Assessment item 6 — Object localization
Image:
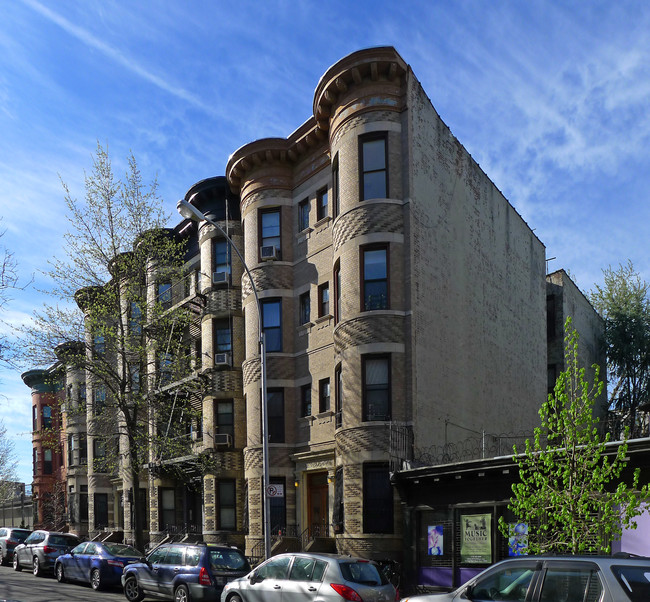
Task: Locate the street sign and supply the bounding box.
[266,484,284,497]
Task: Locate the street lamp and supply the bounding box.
[177,198,271,560]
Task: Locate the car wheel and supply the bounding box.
[91,567,102,591]
[56,563,66,583]
[33,556,42,577]
[229,595,243,602]
[13,554,21,571]
[123,575,145,602]
[174,584,189,602]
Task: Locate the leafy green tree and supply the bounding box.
[590,261,650,438]
[19,144,199,552]
[499,318,649,554]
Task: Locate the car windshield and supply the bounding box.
[103,543,141,557]
[209,549,249,571]
[12,530,31,541]
[50,535,80,547]
[340,561,386,586]
[611,565,650,602]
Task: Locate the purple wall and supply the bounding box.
[612,504,650,555]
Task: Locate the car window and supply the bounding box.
[25,532,43,544]
[0,529,6,537]
[470,565,536,602]
[210,549,249,571]
[71,543,87,554]
[50,535,80,547]
[164,546,184,565]
[85,543,97,554]
[13,530,31,541]
[611,565,650,602]
[104,543,141,557]
[539,567,603,602]
[185,547,202,567]
[340,561,385,586]
[289,557,325,581]
[257,556,291,580]
[313,560,327,581]
[149,547,168,564]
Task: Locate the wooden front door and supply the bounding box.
[307,472,329,537]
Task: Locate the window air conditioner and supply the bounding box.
[212,271,230,285]
[214,352,231,367]
[260,245,279,260]
[214,433,232,447]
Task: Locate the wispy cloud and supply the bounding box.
[20,0,216,116]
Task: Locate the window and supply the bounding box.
[301,384,312,417]
[218,480,236,530]
[214,319,232,354]
[93,438,106,468]
[160,488,175,530]
[299,291,311,325]
[216,400,234,439]
[158,282,172,310]
[93,386,106,414]
[80,487,88,521]
[269,477,286,533]
[42,406,52,429]
[335,364,342,428]
[318,282,330,317]
[94,493,109,528]
[298,198,310,231]
[363,463,393,533]
[471,563,537,602]
[317,187,328,221]
[334,262,341,324]
[539,567,603,602]
[68,435,75,466]
[333,466,344,532]
[262,299,282,352]
[332,154,340,218]
[214,239,232,274]
[32,406,37,430]
[360,132,388,200]
[130,363,140,394]
[79,384,86,405]
[260,208,281,256]
[79,434,87,465]
[268,389,285,443]
[93,332,106,356]
[43,448,53,475]
[362,245,388,310]
[257,554,290,580]
[363,355,391,421]
[158,352,173,384]
[319,378,330,413]
[33,448,38,475]
[129,301,142,334]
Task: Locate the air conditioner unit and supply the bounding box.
[260,245,279,260]
[212,271,230,285]
[214,433,232,447]
[214,352,231,366]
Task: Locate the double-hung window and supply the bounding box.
[332,154,340,218]
[319,378,331,413]
[301,384,312,417]
[262,299,282,352]
[298,198,310,232]
[362,354,391,421]
[317,187,328,221]
[214,240,232,277]
[260,208,281,258]
[216,400,234,439]
[334,262,341,324]
[318,282,330,317]
[362,245,389,310]
[129,301,142,335]
[218,480,236,530]
[360,132,388,200]
[214,319,232,355]
[158,282,172,310]
[299,292,311,325]
[363,463,393,533]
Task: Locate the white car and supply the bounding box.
[222,552,398,602]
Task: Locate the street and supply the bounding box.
[0,565,124,602]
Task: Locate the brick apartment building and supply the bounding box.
[22,47,604,566]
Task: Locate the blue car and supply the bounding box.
[55,541,143,591]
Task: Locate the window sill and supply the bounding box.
[297,322,313,337]
[314,314,333,326]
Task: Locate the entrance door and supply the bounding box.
[307,472,329,537]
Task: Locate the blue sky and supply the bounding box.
[1,0,650,485]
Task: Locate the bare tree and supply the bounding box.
[0,419,19,503]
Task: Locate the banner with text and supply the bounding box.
[460,513,492,564]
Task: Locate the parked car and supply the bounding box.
[221,552,399,602]
[122,542,250,602]
[400,554,650,602]
[0,527,31,565]
[12,530,81,576]
[55,541,142,590]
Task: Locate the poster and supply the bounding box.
[427,525,444,555]
[507,522,528,556]
[460,513,491,563]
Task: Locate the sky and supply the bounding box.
[1,0,650,485]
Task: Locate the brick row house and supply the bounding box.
[23,47,604,567]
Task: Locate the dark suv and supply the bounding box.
[0,527,31,565]
[12,530,81,576]
[122,542,250,602]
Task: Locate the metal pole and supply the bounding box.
[177,199,271,559]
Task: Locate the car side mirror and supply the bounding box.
[464,585,474,600]
[70,551,75,556]
[249,571,261,584]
